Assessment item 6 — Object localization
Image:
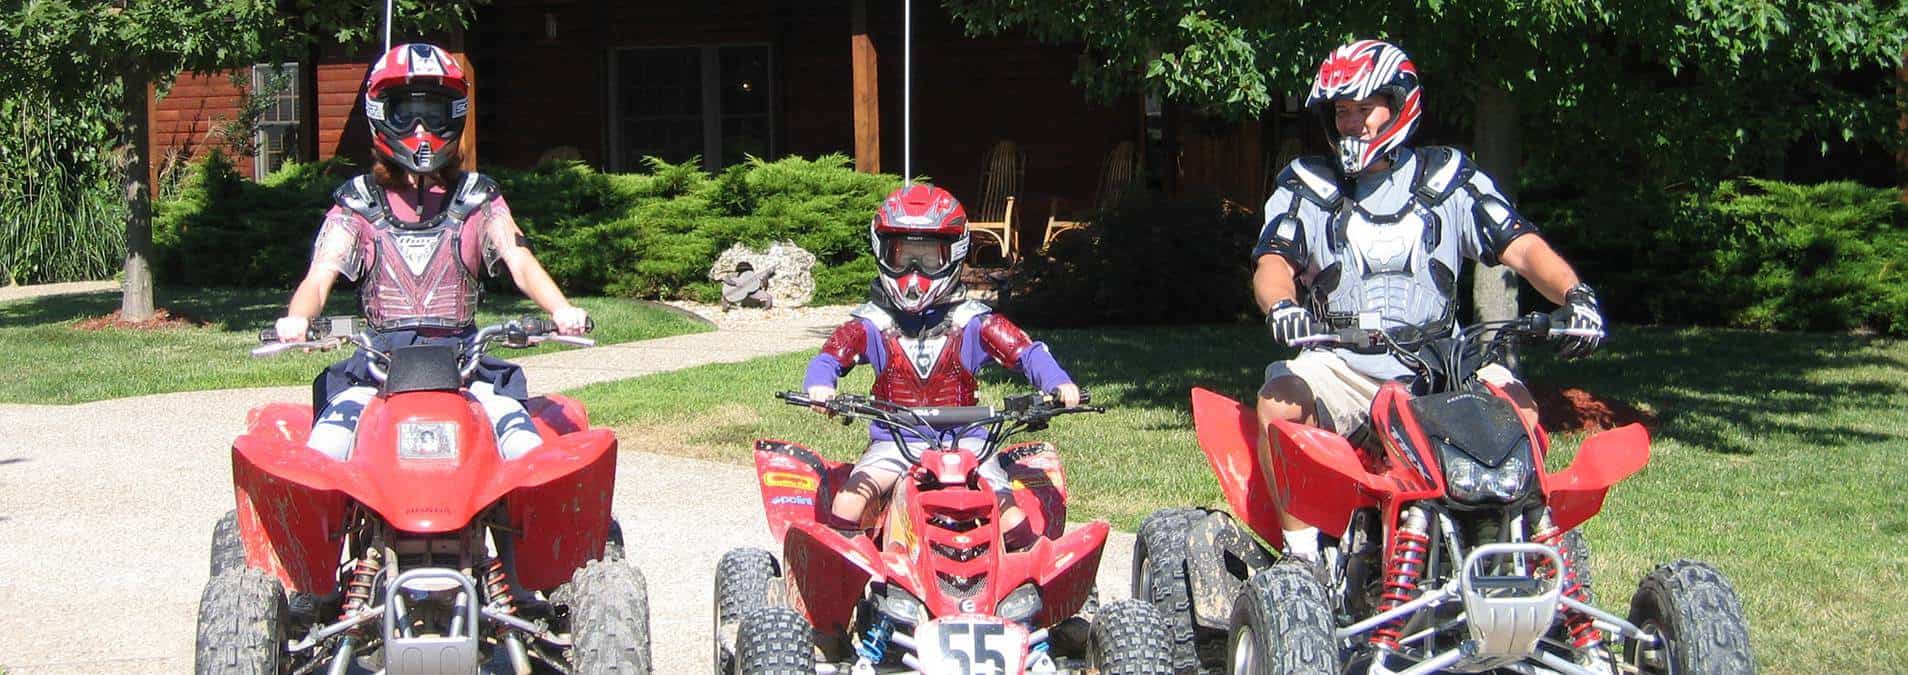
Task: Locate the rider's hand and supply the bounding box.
[275,315,310,344]
[553,305,589,336]
[1266,300,1320,347]
[806,385,836,415]
[1555,284,1605,358]
[1052,383,1082,408]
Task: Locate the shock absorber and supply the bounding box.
[1531,511,1600,649]
[340,550,383,618]
[856,615,894,664]
[1371,506,1431,650]
[483,557,517,616]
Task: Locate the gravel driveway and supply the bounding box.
[0,303,1138,673]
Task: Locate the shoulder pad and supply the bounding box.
[849,303,895,332]
[332,175,381,221]
[1413,146,1475,204]
[946,300,993,328]
[446,172,501,221]
[1276,157,1342,209]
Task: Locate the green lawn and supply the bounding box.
[0,287,710,404]
[571,323,1908,673]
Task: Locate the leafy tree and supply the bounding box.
[945,0,1908,320]
[0,0,478,320]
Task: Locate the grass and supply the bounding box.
[0,287,710,404]
[571,323,1908,673]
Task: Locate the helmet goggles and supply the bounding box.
[383,90,460,135]
[877,234,955,277]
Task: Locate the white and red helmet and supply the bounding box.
[364,43,469,173]
[870,184,970,313]
[1304,39,1423,176]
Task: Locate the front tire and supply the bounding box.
[714,548,783,674]
[566,558,654,674]
[194,568,288,675]
[209,509,245,577]
[1624,560,1755,674]
[1090,599,1175,675]
[735,606,815,675]
[1134,507,1207,673]
[1226,562,1336,675]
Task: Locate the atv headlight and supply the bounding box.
[1437,438,1532,504]
[995,583,1042,625]
[878,585,927,625]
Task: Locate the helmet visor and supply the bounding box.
[878,234,953,276]
[385,92,458,133]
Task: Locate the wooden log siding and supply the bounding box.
[149,72,252,185]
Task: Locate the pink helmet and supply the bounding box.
[870,185,969,313]
[364,43,469,173]
[1304,40,1424,176]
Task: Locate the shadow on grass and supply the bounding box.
[0,287,355,331]
[985,322,1908,457]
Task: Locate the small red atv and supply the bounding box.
[712,391,1174,674]
[1136,313,1755,674]
[195,317,651,674]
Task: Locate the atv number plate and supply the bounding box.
[914,616,1028,675]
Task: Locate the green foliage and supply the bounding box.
[0,86,126,284]
[1005,189,1257,326]
[153,153,904,304]
[1535,178,1908,335]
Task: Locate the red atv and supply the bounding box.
[195,317,651,674]
[1136,313,1755,674]
[711,391,1174,674]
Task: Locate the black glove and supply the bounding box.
[1266,300,1321,347]
[1555,284,1605,358]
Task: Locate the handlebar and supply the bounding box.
[251,315,595,382]
[775,389,1103,465]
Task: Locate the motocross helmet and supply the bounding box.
[1304,39,1423,176]
[870,184,969,314]
[364,43,469,174]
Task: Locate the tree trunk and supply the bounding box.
[1898,49,1906,205]
[120,60,155,321]
[1470,81,1520,326]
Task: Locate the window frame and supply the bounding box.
[606,44,777,173]
[251,61,302,178]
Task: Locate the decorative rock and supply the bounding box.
[708,241,818,308]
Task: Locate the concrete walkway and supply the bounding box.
[0,279,118,303]
[0,303,1139,674]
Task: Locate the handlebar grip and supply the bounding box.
[775,391,813,406]
[519,317,557,336]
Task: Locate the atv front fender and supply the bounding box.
[231,403,346,594]
[503,431,618,591]
[1190,388,1285,546]
[1001,441,1070,539]
[1030,520,1106,626]
[754,439,852,542]
[1547,424,1650,531]
[783,521,882,635]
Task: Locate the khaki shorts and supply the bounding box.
[1260,350,1519,437]
[854,436,1011,495]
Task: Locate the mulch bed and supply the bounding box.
[73,308,209,331]
[1530,384,1656,434]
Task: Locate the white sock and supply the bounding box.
[1283,526,1320,562]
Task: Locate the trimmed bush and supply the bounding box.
[1005,189,1258,326]
[154,154,903,304]
[1535,178,1908,335]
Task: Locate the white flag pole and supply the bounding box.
[903,0,912,181]
[383,0,394,53]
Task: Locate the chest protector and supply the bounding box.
[333,173,502,332]
[1288,148,1473,339]
[857,302,992,407]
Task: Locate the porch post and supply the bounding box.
[852,0,881,173]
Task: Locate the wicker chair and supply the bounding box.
[1043,141,1138,251]
[968,140,1025,263]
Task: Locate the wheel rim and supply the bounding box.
[1626,621,1674,675]
[1231,625,1259,675]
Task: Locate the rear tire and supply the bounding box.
[194,568,288,675]
[735,606,815,675]
[605,516,627,561]
[566,558,653,674]
[1089,599,1175,675]
[209,509,245,577]
[1624,560,1755,675]
[1226,562,1336,675]
[1134,507,1208,674]
[714,548,783,674]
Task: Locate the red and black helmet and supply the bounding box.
[364,43,469,174]
[870,184,969,313]
[1304,39,1423,176]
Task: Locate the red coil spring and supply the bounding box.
[1534,526,1599,648]
[483,558,516,616]
[1370,527,1431,649]
[340,557,381,619]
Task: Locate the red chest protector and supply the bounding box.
[821,301,1037,408]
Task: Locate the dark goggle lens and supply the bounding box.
[387,94,455,131]
[882,237,950,272]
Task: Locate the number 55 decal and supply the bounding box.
[936,621,1007,674]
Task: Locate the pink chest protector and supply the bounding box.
[332,173,504,331]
